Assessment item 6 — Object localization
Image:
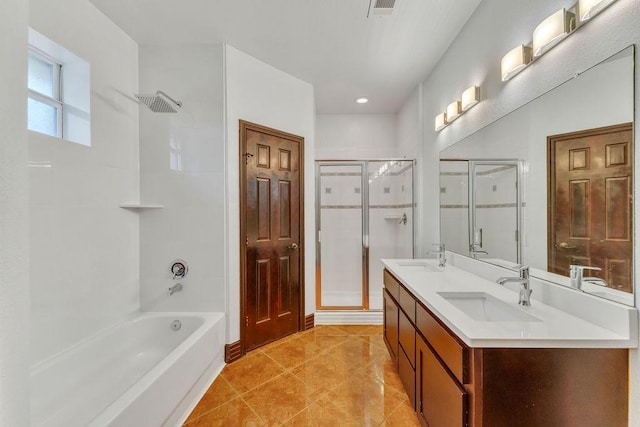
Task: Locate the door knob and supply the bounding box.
[287,243,299,250]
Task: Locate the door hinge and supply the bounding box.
[245,316,249,327]
[245,236,248,246]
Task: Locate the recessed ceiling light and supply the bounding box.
[356,97,369,104]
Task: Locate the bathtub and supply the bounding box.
[30,312,225,427]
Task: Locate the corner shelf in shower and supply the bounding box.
[119,203,165,209]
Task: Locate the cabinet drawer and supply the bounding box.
[398,285,416,323]
[399,309,415,367]
[417,336,467,427]
[416,303,467,384]
[398,345,416,409]
[383,269,400,301]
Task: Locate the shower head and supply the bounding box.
[135,90,182,113]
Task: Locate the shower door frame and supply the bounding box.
[315,159,415,311]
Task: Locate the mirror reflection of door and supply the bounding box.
[472,163,519,264]
[548,123,633,292]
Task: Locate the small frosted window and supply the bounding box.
[27,28,91,145]
[28,97,59,137]
[28,52,56,98]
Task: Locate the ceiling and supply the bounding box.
[89,0,481,114]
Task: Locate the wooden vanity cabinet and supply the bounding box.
[416,335,468,427]
[382,268,629,427]
[383,288,399,365]
[384,270,417,407]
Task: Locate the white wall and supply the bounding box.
[225,45,315,342]
[138,44,225,314]
[397,87,424,256]
[0,0,30,423]
[29,0,140,364]
[315,114,398,159]
[416,0,640,422]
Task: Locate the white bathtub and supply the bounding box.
[30,312,225,427]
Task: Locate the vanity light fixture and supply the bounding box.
[532,9,575,58]
[500,0,618,83]
[434,112,447,131]
[501,45,533,81]
[435,85,481,131]
[578,0,617,21]
[461,86,480,111]
[446,101,462,122]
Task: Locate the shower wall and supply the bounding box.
[29,0,140,365]
[138,44,226,314]
[368,161,414,309]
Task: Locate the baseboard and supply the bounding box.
[304,313,315,330]
[314,310,383,325]
[224,341,242,363]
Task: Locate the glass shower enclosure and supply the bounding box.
[315,160,414,310]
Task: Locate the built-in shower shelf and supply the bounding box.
[119,203,165,209]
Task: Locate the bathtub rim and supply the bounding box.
[30,311,222,374]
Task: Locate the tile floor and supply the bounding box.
[183,325,421,426]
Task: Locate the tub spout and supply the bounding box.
[168,283,183,296]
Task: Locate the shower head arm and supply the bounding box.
[156,90,183,108]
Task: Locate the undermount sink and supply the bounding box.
[437,292,541,322]
[396,260,442,272]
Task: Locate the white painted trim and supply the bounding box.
[314,310,383,325]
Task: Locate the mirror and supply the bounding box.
[440,45,634,306]
[441,160,522,266]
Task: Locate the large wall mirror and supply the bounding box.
[440,45,635,306]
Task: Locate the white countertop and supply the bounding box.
[382,258,638,348]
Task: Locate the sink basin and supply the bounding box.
[396,260,442,272]
[437,292,541,322]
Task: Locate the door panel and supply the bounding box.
[549,123,633,292]
[242,121,303,351]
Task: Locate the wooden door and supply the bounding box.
[548,123,633,292]
[240,120,304,351]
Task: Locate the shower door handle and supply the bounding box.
[287,243,299,250]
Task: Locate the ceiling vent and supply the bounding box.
[368,0,399,17]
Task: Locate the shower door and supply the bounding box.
[316,160,414,310]
[470,161,522,264]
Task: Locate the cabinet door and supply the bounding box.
[416,336,468,427]
[383,289,399,364]
[398,345,416,409]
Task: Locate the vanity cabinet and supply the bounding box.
[383,268,629,427]
[383,288,399,364]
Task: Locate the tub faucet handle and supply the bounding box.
[171,260,188,279]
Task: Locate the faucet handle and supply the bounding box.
[431,243,445,252]
[518,265,529,279]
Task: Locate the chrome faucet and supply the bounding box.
[496,265,532,306]
[569,265,608,290]
[429,243,446,267]
[168,283,183,296]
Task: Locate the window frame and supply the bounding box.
[27,47,63,138]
